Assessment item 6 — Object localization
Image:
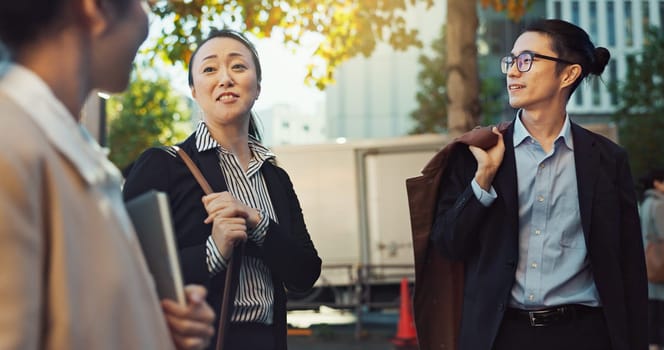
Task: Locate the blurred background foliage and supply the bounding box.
[612,26,664,182]
[145,0,531,89]
[146,0,433,89]
[409,24,504,134]
[107,69,193,171]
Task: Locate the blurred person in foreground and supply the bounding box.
[640,169,664,350]
[0,0,215,349]
[123,29,321,350]
[427,19,646,350]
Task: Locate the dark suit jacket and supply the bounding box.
[123,133,322,350]
[426,121,646,350]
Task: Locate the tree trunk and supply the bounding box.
[446,0,480,136]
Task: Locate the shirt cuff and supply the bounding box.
[206,235,228,275]
[248,209,269,246]
[471,179,497,207]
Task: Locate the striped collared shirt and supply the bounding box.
[197,121,277,324]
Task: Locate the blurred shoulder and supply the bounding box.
[0,93,52,162]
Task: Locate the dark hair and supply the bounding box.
[523,19,610,96]
[188,28,263,140]
[0,0,132,54]
[187,29,262,86]
[640,168,664,191]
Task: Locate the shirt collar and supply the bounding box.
[0,64,112,185]
[513,109,574,150]
[194,121,275,161]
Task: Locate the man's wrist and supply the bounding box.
[474,169,495,191]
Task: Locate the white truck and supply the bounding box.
[272,134,450,310]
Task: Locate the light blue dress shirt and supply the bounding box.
[472,112,600,309]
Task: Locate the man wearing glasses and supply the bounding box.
[428,19,646,350]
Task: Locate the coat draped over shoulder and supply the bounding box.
[405,122,511,350]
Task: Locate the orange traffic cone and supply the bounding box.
[391,277,418,348]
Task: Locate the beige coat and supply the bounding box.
[0,67,174,350]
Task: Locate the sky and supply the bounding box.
[251,33,326,116]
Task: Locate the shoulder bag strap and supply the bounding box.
[170,145,239,350]
[171,146,213,195]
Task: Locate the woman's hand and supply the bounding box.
[209,216,247,259]
[469,127,505,191]
[202,191,261,229]
[161,285,215,350]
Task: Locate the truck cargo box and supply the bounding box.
[273,134,450,308]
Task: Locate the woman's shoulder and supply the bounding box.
[129,133,197,173]
[132,146,179,169]
[122,146,180,199]
[651,191,664,212]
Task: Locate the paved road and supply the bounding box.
[288,324,418,350]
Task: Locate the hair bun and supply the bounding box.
[591,47,611,75]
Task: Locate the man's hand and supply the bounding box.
[161,285,215,350]
[469,127,505,191]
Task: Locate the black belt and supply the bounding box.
[504,304,602,327]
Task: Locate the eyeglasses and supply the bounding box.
[500,51,576,74]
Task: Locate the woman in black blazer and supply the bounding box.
[123,29,321,350]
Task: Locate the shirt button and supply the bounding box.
[537,195,544,202]
[535,229,541,235]
[531,262,537,269]
[539,163,545,169]
[529,294,535,301]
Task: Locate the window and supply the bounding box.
[625,1,634,46]
[592,78,601,106]
[643,1,651,27]
[589,1,598,41]
[608,1,616,46]
[643,1,651,44]
[572,1,580,24]
[554,1,562,18]
[575,84,584,106]
[609,60,618,105]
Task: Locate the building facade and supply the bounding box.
[257,103,326,146]
[550,0,664,118]
[324,0,447,140]
[324,0,663,139]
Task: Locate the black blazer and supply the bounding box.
[431,121,647,350]
[123,133,322,350]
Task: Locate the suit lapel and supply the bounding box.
[262,163,290,227]
[571,123,598,240]
[494,124,519,229]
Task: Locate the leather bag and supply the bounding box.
[646,239,664,283]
